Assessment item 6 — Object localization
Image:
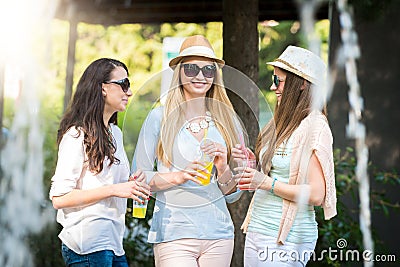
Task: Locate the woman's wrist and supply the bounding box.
[216,164,228,176]
[216,165,233,186]
[269,177,277,194]
[172,171,184,185]
[107,184,116,197]
[261,175,273,191]
[262,176,277,194]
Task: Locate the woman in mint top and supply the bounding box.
[233,46,337,266]
[132,35,243,267]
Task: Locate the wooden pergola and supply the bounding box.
[55,0,329,25]
[54,0,329,112]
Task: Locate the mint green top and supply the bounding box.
[247,136,318,243]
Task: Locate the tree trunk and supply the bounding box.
[0,64,4,177]
[223,0,259,266]
[64,19,78,112]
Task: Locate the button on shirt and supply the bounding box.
[132,107,235,243]
[49,124,129,256]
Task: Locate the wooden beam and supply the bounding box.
[55,0,329,25]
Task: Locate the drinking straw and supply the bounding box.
[239,132,249,162]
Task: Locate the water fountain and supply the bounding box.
[0,1,57,266]
[298,0,373,266]
[336,1,374,266]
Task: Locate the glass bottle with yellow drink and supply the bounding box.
[132,197,148,218]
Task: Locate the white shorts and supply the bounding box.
[244,231,316,267]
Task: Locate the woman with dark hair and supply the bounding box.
[49,58,150,267]
[233,46,337,266]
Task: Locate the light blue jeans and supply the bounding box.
[61,243,128,267]
[244,232,316,267]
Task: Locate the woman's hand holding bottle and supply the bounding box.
[111,169,150,203]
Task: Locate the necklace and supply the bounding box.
[185,111,213,133]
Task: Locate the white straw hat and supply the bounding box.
[169,35,225,68]
[267,45,326,85]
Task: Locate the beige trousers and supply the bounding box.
[153,238,234,267]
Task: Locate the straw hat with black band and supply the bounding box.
[169,35,225,69]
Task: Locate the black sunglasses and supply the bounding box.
[104,78,130,93]
[272,74,284,87]
[182,64,217,78]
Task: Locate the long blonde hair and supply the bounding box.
[255,70,327,173]
[157,61,241,167]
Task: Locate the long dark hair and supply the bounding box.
[57,58,129,174]
[256,70,326,173]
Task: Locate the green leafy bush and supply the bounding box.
[309,147,399,266]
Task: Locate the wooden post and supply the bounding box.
[64,19,78,112]
[223,0,259,266]
[0,64,4,146]
[0,64,4,176]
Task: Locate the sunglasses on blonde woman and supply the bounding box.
[104,77,130,93]
[182,64,217,78]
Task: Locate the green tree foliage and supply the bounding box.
[41,20,224,173]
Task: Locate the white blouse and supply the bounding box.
[49,124,130,256]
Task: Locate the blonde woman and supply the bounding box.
[132,35,243,267]
[233,46,337,266]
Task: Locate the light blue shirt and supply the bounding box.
[132,107,238,243]
[247,136,318,243]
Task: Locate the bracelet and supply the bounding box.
[270,177,277,194]
[217,171,234,187]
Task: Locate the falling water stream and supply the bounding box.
[337,1,374,266]
[298,0,374,266]
[0,1,57,266]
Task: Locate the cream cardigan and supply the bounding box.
[241,111,337,244]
